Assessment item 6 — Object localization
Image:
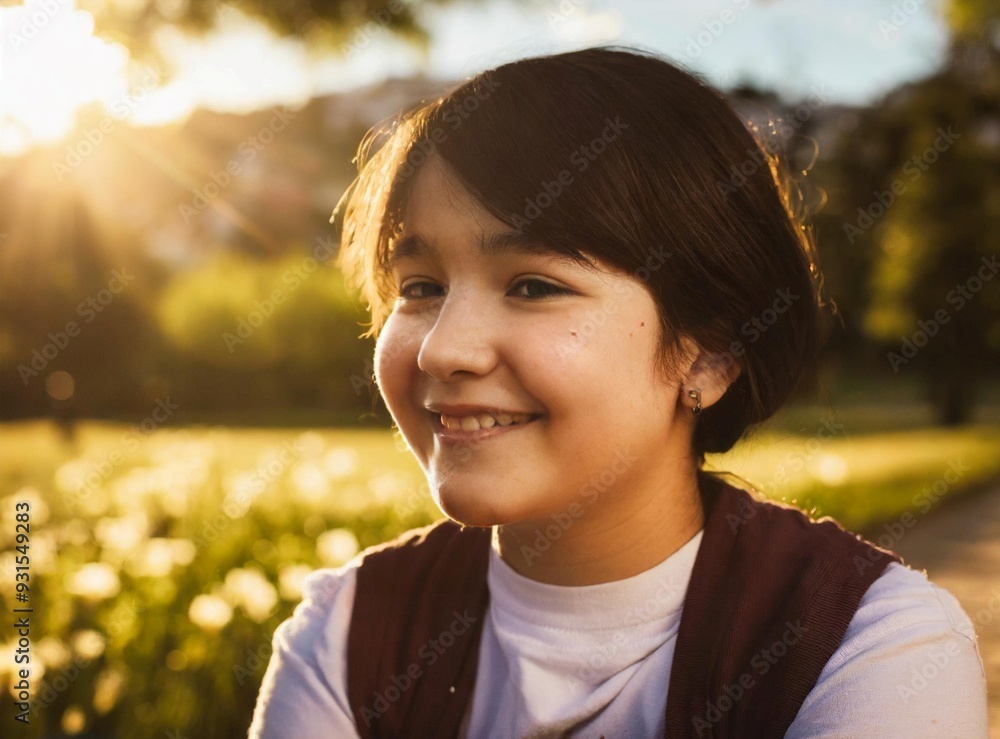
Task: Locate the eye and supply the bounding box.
[510,278,573,300]
[397,280,443,300]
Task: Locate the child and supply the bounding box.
[249,46,988,738]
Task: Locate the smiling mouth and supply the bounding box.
[439,411,537,431]
[430,411,543,439]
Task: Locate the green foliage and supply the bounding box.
[709,424,1000,531]
[157,251,366,369]
[821,41,1000,422]
[153,251,380,419]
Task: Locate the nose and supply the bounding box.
[417,289,499,382]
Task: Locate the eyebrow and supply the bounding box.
[388,230,597,271]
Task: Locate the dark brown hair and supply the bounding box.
[333,45,822,460]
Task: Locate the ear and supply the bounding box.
[677,336,741,413]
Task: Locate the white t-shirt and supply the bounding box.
[247,528,989,738]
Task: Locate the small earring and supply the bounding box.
[687,388,702,415]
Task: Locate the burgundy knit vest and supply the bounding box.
[346,474,902,738]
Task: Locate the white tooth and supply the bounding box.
[441,414,461,430]
[478,414,496,428]
[496,413,513,426]
[460,416,481,431]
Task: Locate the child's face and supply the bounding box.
[375,154,693,528]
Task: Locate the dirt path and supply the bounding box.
[871,482,1000,737]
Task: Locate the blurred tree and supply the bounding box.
[77,0,488,60]
[155,252,380,422]
[836,43,1000,424]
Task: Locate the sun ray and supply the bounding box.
[112,126,283,253]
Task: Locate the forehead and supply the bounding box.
[389,155,598,272]
[400,154,496,234]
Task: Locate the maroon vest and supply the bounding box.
[346,473,901,737]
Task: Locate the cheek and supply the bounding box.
[374,316,421,407]
[542,301,671,419]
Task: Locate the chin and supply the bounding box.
[433,484,524,528]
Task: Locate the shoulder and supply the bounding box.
[248,561,361,738]
[840,561,980,658]
[263,516,467,666]
[279,562,359,654]
[249,517,461,739]
[785,562,989,738]
[270,518,466,643]
[271,518,473,638]
[249,521,488,737]
[251,519,476,715]
[710,479,900,586]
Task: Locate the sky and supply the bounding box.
[0,0,951,156]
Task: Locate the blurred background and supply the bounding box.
[1,0,999,736]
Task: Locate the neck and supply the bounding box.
[493,466,706,586]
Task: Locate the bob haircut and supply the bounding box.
[333,45,823,460]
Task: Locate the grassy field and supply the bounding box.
[1,418,999,737]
